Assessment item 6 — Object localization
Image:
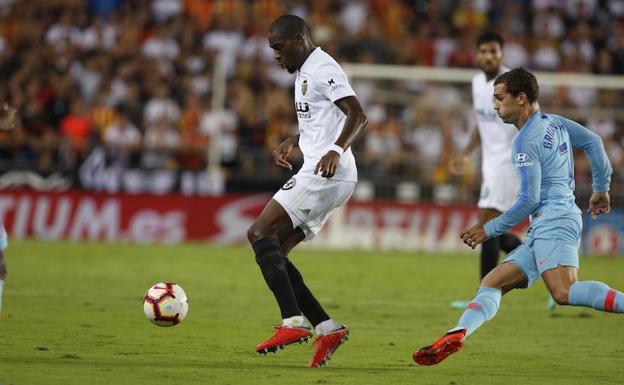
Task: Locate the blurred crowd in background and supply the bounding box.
[0,0,623,199]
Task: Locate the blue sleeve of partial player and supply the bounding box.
[560,116,613,192]
[484,139,541,238]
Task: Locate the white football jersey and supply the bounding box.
[294,47,357,182]
[472,67,518,181]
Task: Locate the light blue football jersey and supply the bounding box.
[485,112,612,238]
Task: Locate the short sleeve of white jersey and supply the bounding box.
[312,63,355,103]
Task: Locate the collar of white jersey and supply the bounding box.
[299,47,323,74]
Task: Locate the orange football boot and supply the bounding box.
[413,328,466,365]
[256,325,313,354]
[308,326,349,368]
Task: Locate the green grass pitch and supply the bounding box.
[0,240,623,385]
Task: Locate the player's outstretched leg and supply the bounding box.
[567,281,624,313]
[543,267,624,313]
[415,287,501,365]
[416,262,526,365]
[412,328,466,366]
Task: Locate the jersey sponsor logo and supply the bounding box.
[299,208,311,216]
[515,152,534,168]
[295,102,309,113]
[330,83,346,93]
[281,177,296,190]
[327,77,346,93]
[302,80,308,95]
[295,102,311,119]
[559,142,568,155]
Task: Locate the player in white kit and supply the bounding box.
[248,15,367,368]
[449,33,522,309]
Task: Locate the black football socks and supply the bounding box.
[252,237,301,319]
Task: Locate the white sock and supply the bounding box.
[0,279,4,314]
[282,315,310,328]
[315,319,342,335]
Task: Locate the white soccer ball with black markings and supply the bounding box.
[143,282,189,327]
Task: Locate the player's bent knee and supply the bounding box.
[247,225,258,244]
[550,288,570,305]
[247,223,269,244]
[480,274,509,292]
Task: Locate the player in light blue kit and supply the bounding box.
[414,67,623,366]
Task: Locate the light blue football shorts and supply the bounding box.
[502,213,582,288]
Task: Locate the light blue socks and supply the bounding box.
[450,281,622,340]
[455,287,502,337]
[568,281,624,313]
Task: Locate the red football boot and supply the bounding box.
[256,325,313,354]
[308,326,349,368]
[413,328,466,366]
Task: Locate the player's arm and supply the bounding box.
[315,96,367,178]
[333,96,367,152]
[449,126,480,175]
[562,116,612,191]
[272,134,300,170]
[461,141,541,248]
[312,61,367,178]
[561,116,613,218]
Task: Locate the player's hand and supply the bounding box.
[0,103,17,131]
[588,191,610,219]
[449,155,466,176]
[460,224,488,249]
[314,150,340,178]
[272,137,295,170]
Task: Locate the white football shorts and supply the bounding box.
[477,171,519,212]
[273,173,356,241]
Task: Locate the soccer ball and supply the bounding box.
[143,282,189,327]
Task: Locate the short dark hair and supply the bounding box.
[476,32,504,49]
[269,14,309,38]
[494,67,539,103]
